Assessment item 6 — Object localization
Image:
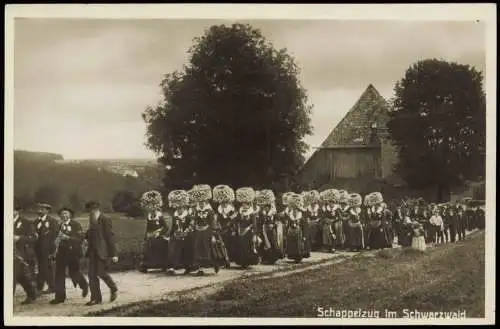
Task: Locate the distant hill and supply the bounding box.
[57,158,157,166]
[13,150,165,213]
[14,149,64,162]
[55,158,160,178]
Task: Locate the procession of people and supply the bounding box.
[13,184,485,306]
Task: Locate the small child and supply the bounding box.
[411,221,427,251]
[429,209,444,244]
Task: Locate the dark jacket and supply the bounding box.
[57,219,85,258]
[456,211,467,230]
[14,216,36,260]
[33,215,60,256]
[444,212,459,229]
[85,214,117,260]
[476,208,485,229]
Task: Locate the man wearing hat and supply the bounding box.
[14,205,38,304]
[84,201,118,305]
[33,202,60,294]
[51,207,89,304]
[456,205,466,241]
[463,198,475,231]
[444,205,459,243]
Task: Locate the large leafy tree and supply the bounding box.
[387,59,486,201]
[143,23,313,190]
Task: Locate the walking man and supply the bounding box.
[14,205,38,304]
[84,201,119,305]
[33,203,60,294]
[51,207,89,304]
[456,206,466,241]
[447,206,458,243]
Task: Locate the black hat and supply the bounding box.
[36,203,52,210]
[14,204,22,211]
[85,201,101,211]
[58,206,75,217]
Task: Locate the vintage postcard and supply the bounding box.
[4,3,496,326]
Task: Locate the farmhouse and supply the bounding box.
[296,84,400,189]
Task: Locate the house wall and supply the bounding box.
[379,133,400,180]
[297,147,381,188]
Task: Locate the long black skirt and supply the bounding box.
[398,225,413,247]
[286,226,306,262]
[332,220,345,249]
[308,220,322,251]
[259,226,282,265]
[221,230,236,262]
[368,225,392,250]
[233,233,260,267]
[166,236,191,270]
[141,237,169,269]
[191,229,223,270]
[345,221,365,250]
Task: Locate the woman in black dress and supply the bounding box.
[138,190,169,273]
[366,192,392,250]
[165,190,193,275]
[232,187,261,268]
[285,193,309,263]
[318,189,339,253]
[212,184,235,268]
[189,184,225,276]
[345,193,365,251]
[336,190,350,251]
[278,192,294,255]
[303,190,322,251]
[256,189,283,265]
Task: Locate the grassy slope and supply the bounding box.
[94,231,485,318]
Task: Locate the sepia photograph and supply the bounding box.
[4,4,496,325]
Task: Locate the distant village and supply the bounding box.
[14,150,158,178]
[53,158,159,178]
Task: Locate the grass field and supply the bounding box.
[22,212,148,272]
[94,231,485,318]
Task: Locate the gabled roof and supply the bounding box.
[320,84,390,147]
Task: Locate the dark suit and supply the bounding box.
[457,211,466,240]
[14,216,36,268]
[465,209,475,230]
[14,217,37,298]
[446,212,459,243]
[476,208,485,230]
[85,214,117,302]
[33,215,60,291]
[54,219,89,301]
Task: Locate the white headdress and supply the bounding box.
[140,190,163,211]
[213,185,235,203]
[236,187,256,204]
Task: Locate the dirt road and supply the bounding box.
[13,250,358,317]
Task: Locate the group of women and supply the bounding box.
[137,185,407,276]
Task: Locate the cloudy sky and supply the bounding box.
[13,18,485,160]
